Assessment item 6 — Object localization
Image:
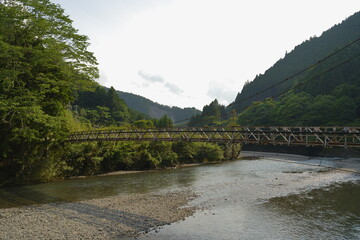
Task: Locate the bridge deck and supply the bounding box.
[66,127,360,148]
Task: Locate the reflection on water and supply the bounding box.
[262,181,360,240]
[0,168,197,208]
[267,181,360,216]
[1,153,360,240]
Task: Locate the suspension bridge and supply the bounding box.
[66,126,360,148]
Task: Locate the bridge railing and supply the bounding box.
[66,126,360,148]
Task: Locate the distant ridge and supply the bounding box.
[227,11,360,127]
[116,90,200,122]
[232,11,360,111]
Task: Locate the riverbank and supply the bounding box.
[240,151,360,173]
[0,191,196,239]
[242,144,360,158]
[68,161,222,180]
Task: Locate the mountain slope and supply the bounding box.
[116,90,200,122]
[232,11,360,111]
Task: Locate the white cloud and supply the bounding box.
[137,70,183,96]
[138,70,165,83]
[165,82,183,95]
[54,0,360,109]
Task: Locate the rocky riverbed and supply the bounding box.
[0,191,196,239]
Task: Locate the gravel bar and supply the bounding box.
[0,191,196,239]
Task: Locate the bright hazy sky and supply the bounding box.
[53,0,359,110]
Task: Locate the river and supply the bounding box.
[1,151,359,239]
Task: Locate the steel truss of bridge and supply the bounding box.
[66,126,360,148]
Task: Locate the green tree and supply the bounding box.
[274,93,312,126]
[106,86,130,123]
[238,98,276,126]
[133,119,154,128]
[101,142,136,172]
[303,95,356,126]
[75,86,133,127]
[194,143,224,162]
[154,115,173,128]
[172,142,198,163]
[148,142,178,167]
[94,86,108,107]
[188,99,226,126]
[0,0,98,184]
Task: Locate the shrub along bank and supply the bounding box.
[60,141,231,178]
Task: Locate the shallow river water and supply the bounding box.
[1,152,359,239]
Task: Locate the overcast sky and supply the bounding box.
[53,0,359,110]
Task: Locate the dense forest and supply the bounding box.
[236,42,360,126]
[232,11,360,112]
[74,86,147,127]
[227,11,360,127]
[234,14,360,126]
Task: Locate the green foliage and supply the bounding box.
[238,92,358,126]
[133,119,154,128]
[64,109,90,132]
[75,86,131,127]
[0,0,98,184]
[188,99,227,127]
[274,93,312,126]
[107,87,130,122]
[172,142,224,163]
[128,108,150,121]
[78,106,112,127]
[135,151,159,170]
[238,98,276,126]
[195,143,224,162]
[62,143,103,176]
[233,11,360,119]
[172,142,198,163]
[303,95,356,126]
[148,142,178,167]
[58,141,228,177]
[101,142,136,172]
[153,115,173,128]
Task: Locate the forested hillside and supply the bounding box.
[232,11,360,114]
[230,11,360,127]
[74,86,148,128]
[188,11,360,127]
[117,90,200,122]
